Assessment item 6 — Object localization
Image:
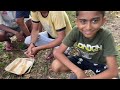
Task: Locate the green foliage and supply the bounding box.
[66,11,76,27]
[3,53,11,59]
[18,43,27,50]
[0,43,4,54]
[0,62,6,68]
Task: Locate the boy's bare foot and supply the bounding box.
[45,50,54,60]
[4,42,14,51]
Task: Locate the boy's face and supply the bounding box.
[76,11,106,39]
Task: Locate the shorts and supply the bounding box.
[11,27,21,32]
[68,56,107,74]
[16,11,30,18]
[24,31,54,46]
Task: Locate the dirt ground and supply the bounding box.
[0,11,120,79]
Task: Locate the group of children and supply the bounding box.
[0,11,118,79]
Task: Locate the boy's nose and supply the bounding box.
[86,23,92,30]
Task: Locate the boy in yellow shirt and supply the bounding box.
[25,11,72,60]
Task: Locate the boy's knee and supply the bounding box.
[53,48,58,57]
[51,60,62,73]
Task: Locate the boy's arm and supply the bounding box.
[85,56,118,79]
[35,28,66,50]
[16,17,30,36]
[25,21,42,57]
[54,43,87,79]
[0,24,18,34]
[30,22,42,44]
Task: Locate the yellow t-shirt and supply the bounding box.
[31,11,72,38]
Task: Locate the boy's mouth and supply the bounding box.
[83,30,94,35]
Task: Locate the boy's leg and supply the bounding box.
[0,30,13,51]
[75,58,108,77]
[51,56,88,79]
[24,31,54,46]
[51,59,70,73]
[86,60,107,75]
[45,48,54,60]
[68,56,89,79]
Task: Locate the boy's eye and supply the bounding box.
[92,19,99,24]
[91,18,100,24]
[79,19,87,24]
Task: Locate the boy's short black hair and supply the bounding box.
[76,11,105,17]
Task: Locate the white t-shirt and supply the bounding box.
[0,11,18,28]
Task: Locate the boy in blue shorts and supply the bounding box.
[16,11,32,37]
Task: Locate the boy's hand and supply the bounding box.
[24,43,36,58]
[15,32,24,42]
[31,47,39,57]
